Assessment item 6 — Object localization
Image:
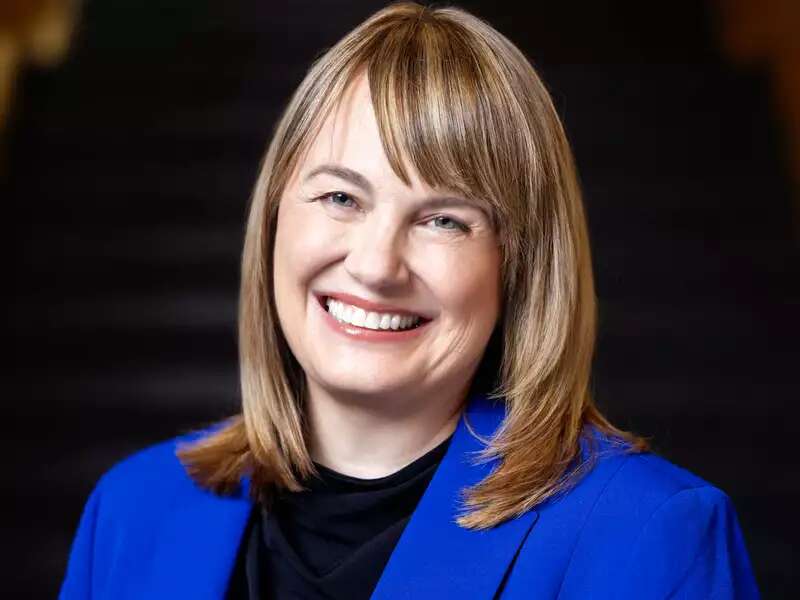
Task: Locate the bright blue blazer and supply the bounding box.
[59,394,760,599]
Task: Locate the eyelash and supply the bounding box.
[315,191,472,233]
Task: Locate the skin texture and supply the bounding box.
[272,72,502,478]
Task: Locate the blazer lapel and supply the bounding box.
[370,394,539,600]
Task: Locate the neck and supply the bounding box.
[306,382,469,479]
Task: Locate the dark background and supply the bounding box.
[4,1,799,597]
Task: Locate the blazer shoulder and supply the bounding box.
[569,428,736,538]
[577,435,742,546]
[59,426,252,599]
[549,435,760,597]
[604,448,717,502]
[94,426,222,515]
[583,425,715,501]
[101,435,187,489]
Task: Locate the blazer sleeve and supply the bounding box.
[621,485,761,599]
[59,480,104,600]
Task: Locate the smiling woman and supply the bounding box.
[269,70,505,476]
[59,2,760,599]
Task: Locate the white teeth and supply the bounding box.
[351,307,366,327]
[364,311,380,329]
[324,297,421,331]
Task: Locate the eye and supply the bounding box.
[426,215,470,233]
[321,191,358,209]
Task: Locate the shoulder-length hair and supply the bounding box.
[178,1,648,529]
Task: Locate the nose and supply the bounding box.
[343,216,411,290]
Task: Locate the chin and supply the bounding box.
[316,371,419,400]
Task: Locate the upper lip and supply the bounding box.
[316,291,434,320]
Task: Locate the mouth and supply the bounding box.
[315,294,432,332]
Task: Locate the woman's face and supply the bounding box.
[273,73,502,406]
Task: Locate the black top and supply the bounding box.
[226,433,454,600]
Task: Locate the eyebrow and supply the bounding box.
[305,164,374,194]
[303,163,492,216]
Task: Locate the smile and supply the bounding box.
[325,297,422,331]
[314,292,433,342]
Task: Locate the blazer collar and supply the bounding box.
[369,393,539,599]
[153,393,534,599]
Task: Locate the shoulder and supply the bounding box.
[95,430,208,507]
[83,425,240,540]
[573,429,732,534]
[589,447,743,550]
[602,446,718,504]
[59,426,253,597]
[543,430,760,597]
[577,424,719,505]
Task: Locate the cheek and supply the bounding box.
[419,244,502,327]
[273,204,337,297]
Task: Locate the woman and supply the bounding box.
[59,2,760,599]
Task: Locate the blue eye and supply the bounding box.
[433,216,457,229]
[429,215,469,233]
[325,192,357,208]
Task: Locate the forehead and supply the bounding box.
[296,72,434,195]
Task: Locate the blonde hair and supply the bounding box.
[178,1,648,529]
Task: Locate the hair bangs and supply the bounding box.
[361,17,524,239]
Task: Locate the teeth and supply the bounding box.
[325,297,421,331]
[351,307,366,327]
[365,312,380,329]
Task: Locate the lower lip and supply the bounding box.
[315,295,432,342]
